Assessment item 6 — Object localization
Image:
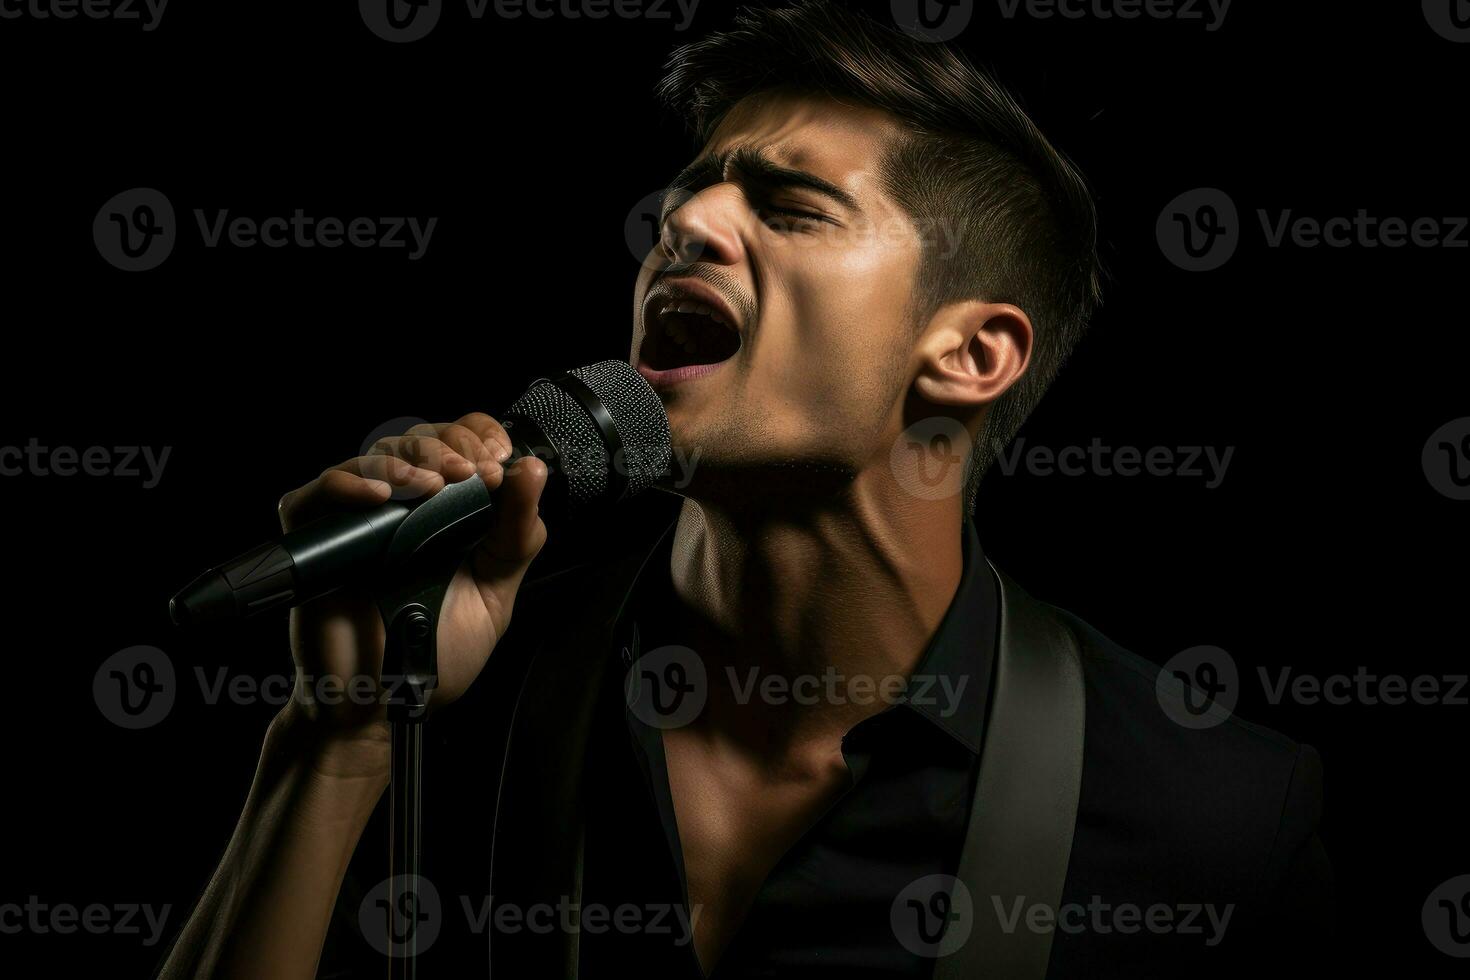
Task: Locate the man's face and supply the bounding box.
[631,91,926,497]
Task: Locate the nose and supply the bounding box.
[657,184,746,270]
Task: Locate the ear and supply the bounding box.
[912,300,1032,410]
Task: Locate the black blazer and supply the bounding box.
[477,528,1332,979]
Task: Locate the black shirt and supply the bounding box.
[577,520,999,978]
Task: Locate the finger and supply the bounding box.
[425,422,499,468]
[334,454,449,494]
[454,412,513,463]
[365,434,476,482]
[279,467,393,531]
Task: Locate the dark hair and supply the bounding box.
[657,0,1103,512]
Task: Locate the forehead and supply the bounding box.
[702,90,904,200]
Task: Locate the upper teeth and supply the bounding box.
[660,300,728,326]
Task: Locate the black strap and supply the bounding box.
[934,564,1086,980]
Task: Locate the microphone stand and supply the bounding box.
[371,475,498,979]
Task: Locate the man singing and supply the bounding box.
[158,2,1330,977]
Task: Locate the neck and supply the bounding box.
[668,471,967,753]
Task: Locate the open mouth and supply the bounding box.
[637,283,742,386]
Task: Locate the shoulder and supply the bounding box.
[1001,571,1324,901]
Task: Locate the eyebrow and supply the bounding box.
[664,145,861,216]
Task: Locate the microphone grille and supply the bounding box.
[507,360,671,506]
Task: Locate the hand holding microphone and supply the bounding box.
[276,411,549,743]
[170,360,672,746]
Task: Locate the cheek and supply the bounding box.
[749,276,910,457]
[780,238,916,380]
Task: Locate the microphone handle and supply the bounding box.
[169,415,559,626]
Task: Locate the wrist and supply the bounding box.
[267,699,392,788]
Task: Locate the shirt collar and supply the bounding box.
[888,518,997,754]
[613,515,999,755]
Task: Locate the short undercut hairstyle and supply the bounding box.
[657,0,1103,514]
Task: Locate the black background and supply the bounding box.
[1,0,1466,973]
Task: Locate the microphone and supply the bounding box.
[169,360,671,627]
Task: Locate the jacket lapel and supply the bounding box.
[933,563,1087,980]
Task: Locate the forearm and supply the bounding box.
[157,704,390,980]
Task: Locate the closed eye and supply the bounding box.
[759,205,834,230]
